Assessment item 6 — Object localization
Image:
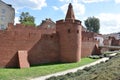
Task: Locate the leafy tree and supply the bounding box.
[84,16,100,33]
[19,12,36,26]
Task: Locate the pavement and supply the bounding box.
[31,57,109,80]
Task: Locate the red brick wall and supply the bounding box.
[56,20,81,62]
[0,23,101,68]
[111,39,120,46]
[28,33,60,65]
[0,29,40,67]
[81,32,100,58]
[0,24,60,67]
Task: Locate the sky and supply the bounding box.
[3,0,120,34]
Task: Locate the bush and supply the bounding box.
[47,75,68,80]
[74,70,85,76]
[46,76,58,80]
[83,67,92,71]
[65,72,75,78]
[57,75,68,80]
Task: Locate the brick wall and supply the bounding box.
[0,23,102,68]
[28,33,60,65]
[81,38,100,58]
[0,24,60,67]
[81,31,101,58]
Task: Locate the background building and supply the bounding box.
[0,0,15,30]
[103,32,120,40]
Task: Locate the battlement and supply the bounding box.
[82,37,98,42]
[56,19,81,25]
[7,23,38,31]
[41,33,59,40]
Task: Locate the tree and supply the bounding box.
[84,16,100,33]
[19,12,36,26]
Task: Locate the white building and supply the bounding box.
[94,35,104,46]
[0,0,15,30]
[103,32,120,40]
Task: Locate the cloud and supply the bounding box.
[59,0,64,2]
[4,0,47,10]
[59,0,81,3]
[81,0,108,3]
[115,0,120,3]
[14,17,20,24]
[96,13,120,34]
[53,6,59,10]
[60,3,85,18]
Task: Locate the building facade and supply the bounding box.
[0,0,15,30]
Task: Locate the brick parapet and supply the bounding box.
[56,19,81,25]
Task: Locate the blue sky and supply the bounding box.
[3,0,120,34]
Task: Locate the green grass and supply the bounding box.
[0,58,97,80]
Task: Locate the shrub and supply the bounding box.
[46,76,58,80]
[56,75,68,80]
[83,67,92,71]
[65,72,76,78]
[74,70,85,76]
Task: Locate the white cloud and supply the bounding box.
[59,0,82,3]
[82,0,108,3]
[4,0,47,10]
[115,0,120,3]
[53,6,59,10]
[60,3,85,18]
[59,0,73,2]
[59,0,64,2]
[96,13,120,34]
[14,17,20,24]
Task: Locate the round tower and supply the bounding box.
[56,3,82,62]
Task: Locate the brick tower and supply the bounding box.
[56,3,82,62]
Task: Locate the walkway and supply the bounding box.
[31,57,109,80]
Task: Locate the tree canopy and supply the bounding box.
[19,12,36,26]
[84,16,100,33]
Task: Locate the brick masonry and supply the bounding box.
[0,3,101,68]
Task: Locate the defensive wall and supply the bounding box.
[0,23,100,68]
[81,31,100,57]
[0,3,101,68]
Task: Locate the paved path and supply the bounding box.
[31,57,109,80]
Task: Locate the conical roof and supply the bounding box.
[65,3,75,20]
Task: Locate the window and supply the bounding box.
[2,9,5,14]
[1,15,5,21]
[77,30,79,33]
[68,29,71,33]
[0,25,6,30]
[51,35,53,38]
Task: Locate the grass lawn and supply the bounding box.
[0,58,97,80]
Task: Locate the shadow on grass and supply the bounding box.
[30,61,75,67]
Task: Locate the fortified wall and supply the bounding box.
[0,23,60,67]
[0,3,100,68]
[81,31,100,57]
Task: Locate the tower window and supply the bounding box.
[77,30,79,33]
[68,29,71,33]
[51,35,53,38]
